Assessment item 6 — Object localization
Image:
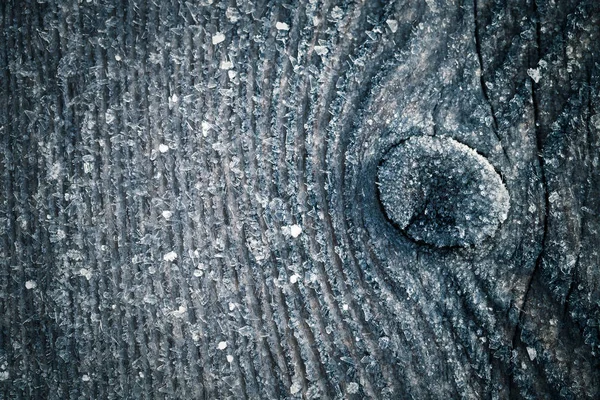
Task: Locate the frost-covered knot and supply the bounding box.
[377,136,510,248]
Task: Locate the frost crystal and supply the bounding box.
[220,60,233,70]
[386,19,398,33]
[290,381,302,395]
[79,268,92,281]
[201,121,211,137]
[163,251,178,262]
[347,382,359,394]
[193,269,204,277]
[314,46,328,56]
[217,341,228,350]
[173,306,187,317]
[527,68,541,83]
[276,22,290,31]
[159,144,169,153]
[290,224,302,238]
[212,32,225,45]
[25,280,37,290]
[105,109,116,125]
[226,7,240,22]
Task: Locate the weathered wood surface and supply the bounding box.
[1,0,599,398]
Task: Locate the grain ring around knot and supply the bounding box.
[377,135,510,248]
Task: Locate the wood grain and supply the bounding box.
[1,0,599,398]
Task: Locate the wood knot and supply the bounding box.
[377,136,510,248]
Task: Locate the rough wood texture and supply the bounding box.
[1,0,599,398]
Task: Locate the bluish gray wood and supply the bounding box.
[0,0,599,398]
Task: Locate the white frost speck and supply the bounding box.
[527,67,541,83]
[202,121,211,137]
[79,268,92,281]
[82,374,90,382]
[173,305,187,317]
[526,347,537,361]
[330,6,343,20]
[290,224,302,238]
[163,251,178,262]
[143,294,157,305]
[105,109,116,125]
[83,160,93,174]
[162,210,173,220]
[228,70,237,79]
[193,269,204,277]
[159,144,169,153]
[55,229,66,241]
[226,7,240,22]
[386,19,398,33]
[191,331,200,342]
[217,341,228,350]
[342,304,349,311]
[347,382,359,394]
[0,371,8,381]
[115,54,122,61]
[314,45,328,56]
[226,355,234,363]
[289,274,300,284]
[220,60,234,70]
[212,32,225,45]
[276,22,290,31]
[290,381,302,395]
[25,280,37,290]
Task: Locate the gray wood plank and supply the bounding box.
[0,0,598,398]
